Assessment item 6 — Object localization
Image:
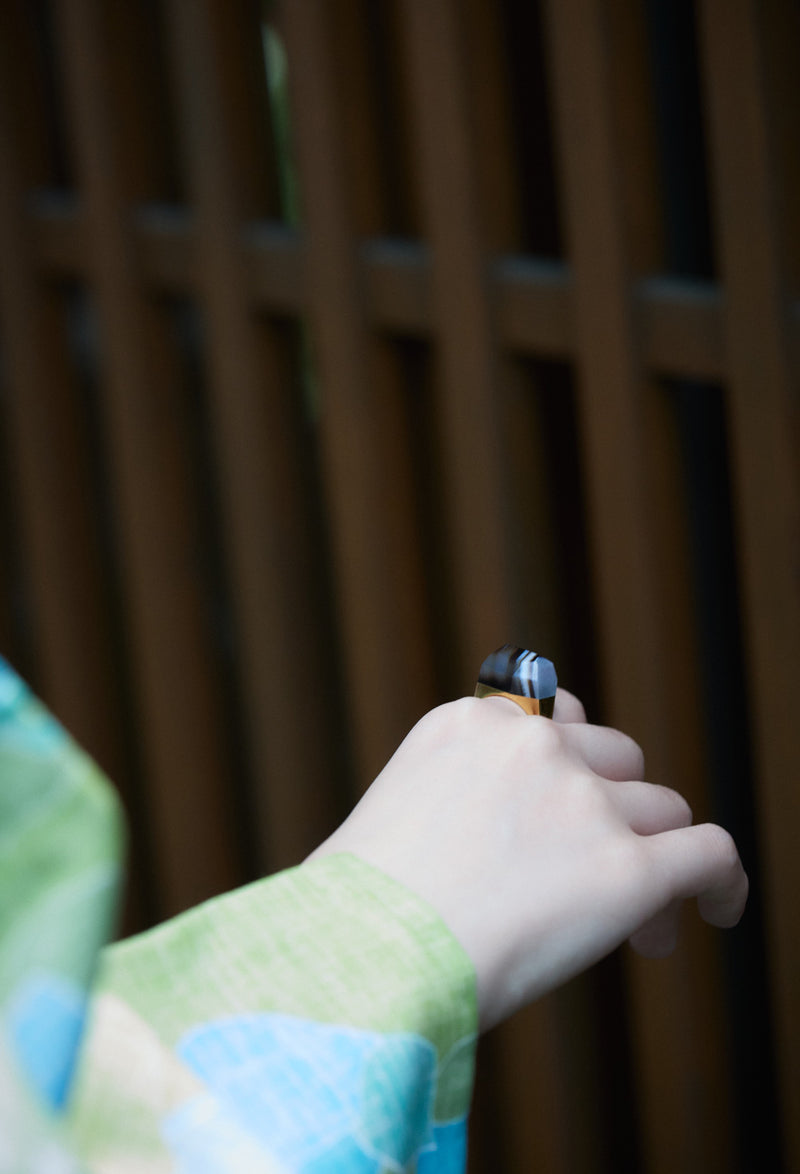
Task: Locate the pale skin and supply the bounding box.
[309,689,749,1030]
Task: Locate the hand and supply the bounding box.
[307,691,748,1029]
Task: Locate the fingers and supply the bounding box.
[628,900,682,958]
[645,823,749,928]
[607,780,692,835]
[478,694,646,786]
[553,688,587,724]
[479,688,641,776]
[562,722,645,782]
[629,825,747,961]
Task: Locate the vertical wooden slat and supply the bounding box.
[542,1,736,1171]
[162,0,343,871]
[278,0,437,788]
[698,1,800,1165]
[397,0,515,685]
[52,0,241,916]
[459,0,566,657]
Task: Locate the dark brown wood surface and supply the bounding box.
[698,0,800,1160]
[0,1,795,1170]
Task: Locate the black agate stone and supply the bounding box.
[475,645,557,717]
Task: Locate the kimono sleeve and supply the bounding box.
[0,656,478,1173]
[70,854,478,1174]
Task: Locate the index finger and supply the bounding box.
[646,823,749,927]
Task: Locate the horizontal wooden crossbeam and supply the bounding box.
[29,189,800,384]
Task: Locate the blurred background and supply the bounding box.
[0,1,797,1171]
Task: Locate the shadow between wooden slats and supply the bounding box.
[52,0,243,918]
[277,0,437,791]
[698,1,800,1167]
[460,0,524,258]
[759,0,800,299]
[542,0,737,1170]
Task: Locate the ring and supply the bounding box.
[475,645,557,718]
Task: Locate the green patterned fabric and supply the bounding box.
[0,658,478,1173]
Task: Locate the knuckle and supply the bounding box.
[621,733,646,779]
[526,714,566,757]
[413,698,472,740]
[601,829,649,891]
[567,770,616,818]
[657,785,692,826]
[673,792,693,827]
[556,689,587,723]
[572,696,588,723]
[447,696,481,724]
[702,823,740,869]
